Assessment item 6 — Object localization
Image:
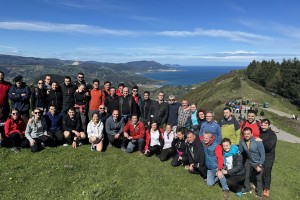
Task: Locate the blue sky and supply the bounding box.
[1,0,300,66]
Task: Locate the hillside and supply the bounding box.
[182,70,300,136]
[0,54,176,87]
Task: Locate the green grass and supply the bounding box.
[0,142,299,200]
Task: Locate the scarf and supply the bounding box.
[223,144,239,166]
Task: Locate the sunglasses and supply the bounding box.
[34,112,41,114]
[78,76,84,78]
[38,82,43,84]
[12,113,18,115]
[99,108,105,109]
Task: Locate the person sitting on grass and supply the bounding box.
[25,108,50,153]
[87,112,104,152]
[44,105,64,146]
[0,106,8,147]
[221,138,245,197]
[239,127,265,199]
[171,129,187,167]
[122,114,145,154]
[62,107,86,148]
[185,130,207,179]
[105,109,124,148]
[200,131,229,200]
[144,121,163,157]
[160,124,175,162]
[4,108,28,153]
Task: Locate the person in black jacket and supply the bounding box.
[148,92,169,128]
[221,138,245,197]
[47,81,63,112]
[140,91,152,130]
[171,129,187,167]
[74,84,88,131]
[186,130,207,179]
[117,87,137,124]
[260,119,277,198]
[31,80,47,114]
[104,87,118,115]
[63,107,86,148]
[60,76,76,114]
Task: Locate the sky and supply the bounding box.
[1,0,300,66]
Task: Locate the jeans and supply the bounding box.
[207,168,229,190]
[124,138,145,153]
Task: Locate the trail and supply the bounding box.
[263,108,297,119]
[233,108,300,144]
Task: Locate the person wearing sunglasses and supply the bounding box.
[25,108,50,152]
[31,80,47,115]
[4,108,27,153]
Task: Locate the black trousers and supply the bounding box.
[145,145,161,157]
[7,132,29,148]
[226,174,245,193]
[30,135,49,152]
[171,152,188,167]
[107,134,122,147]
[263,156,275,190]
[160,147,175,161]
[48,130,64,146]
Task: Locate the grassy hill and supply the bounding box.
[182,70,300,136]
[0,141,299,200]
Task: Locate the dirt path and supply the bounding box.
[263,108,296,119]
[234,109,300,144]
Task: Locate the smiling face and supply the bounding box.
[203,133,212,144]
[222,141,231,152]
[223,109,231,119]
[198,111,205,120]
[68,109,75,118]
[243,129,253,140]
[205,113,213,122]
[247,112,256,123]
[186,133,195,143]
[92,113,99,123]
[261,122,270,131]
[33,109,42,120]
[11,110,19,120]
[151,122,157,131]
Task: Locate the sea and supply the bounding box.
[143,66,246,86]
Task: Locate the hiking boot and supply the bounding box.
[263,189,270,197]
[242,188,252,194]
[223,190,229,200]
[11,147,21,153]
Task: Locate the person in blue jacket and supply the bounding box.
[199,111,222,143]
[8,75,31,123]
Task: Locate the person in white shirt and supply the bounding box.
[144,121,163,157]
[87,112,104,152]
[160,124,175,161]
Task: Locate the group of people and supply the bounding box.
[0,71,277,199]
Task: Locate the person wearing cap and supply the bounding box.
[8,75,31,124]
[0,71,11,119]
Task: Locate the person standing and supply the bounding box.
[31,80,47,114]
[240,110,261,138]
[260,119,277,198]
[177,99,191,135]
[47,81,63,112]
[74,84,88,131]
[140,91,152,130]
[117,87,137,124]
[185,103,199,135]
[167,95,180,132]
[220,107,241,145]
[239,127,265,198]
[89,79,105,120]
[199,111,222,144]
[0,71,11,119]
[116,83,124,97]
[131,86,142,118]
[104,87,119,115]
[8,75,31,123]
[102,81,111,97]
[60,76,76,114]
[148,92,169,128]
[44,75,52,91]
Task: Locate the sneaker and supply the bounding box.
[78,141,83,146]
[121,147,126,152]
[11,147,21,153]
[184,165,190,170]
[223,190,229,200]
[242,188,252,194]
[255,195,262,199]
[90,144,96,151]
[235,191,243,197]
[108,143,113,148]
[263,189,270,197]
[63,143,69,147]
[40,142,46,149]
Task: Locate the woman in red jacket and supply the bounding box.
[144,121,163,157]
[4,108,28,153]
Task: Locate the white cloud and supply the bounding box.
[0,21,137,36]
[219,50,257,55]
[157,28,271,43]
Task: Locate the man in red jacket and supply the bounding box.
[240,110,261,138]
[0,71,11,119]
[122,114,145,154]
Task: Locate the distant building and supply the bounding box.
[72,61,80,65]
